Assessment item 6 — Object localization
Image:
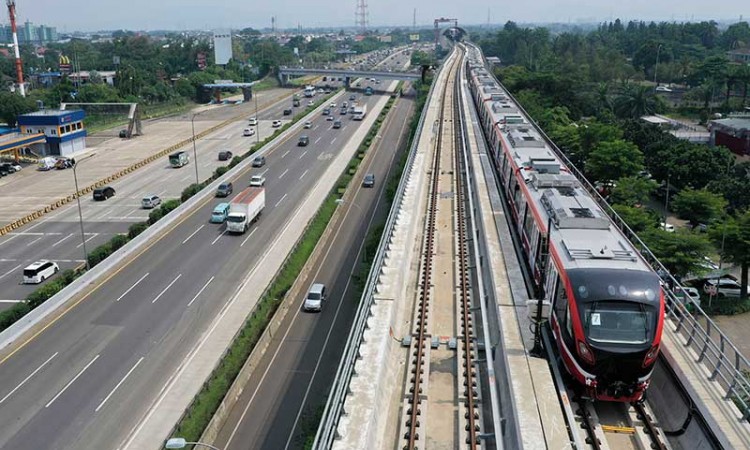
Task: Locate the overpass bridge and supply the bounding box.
[277,67,422,86]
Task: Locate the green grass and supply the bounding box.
[85,99,196,134]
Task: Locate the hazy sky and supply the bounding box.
[12,0,750,32]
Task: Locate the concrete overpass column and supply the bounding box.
[242,87,252,101]
[345,77,351,88]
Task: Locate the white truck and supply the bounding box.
[352,104,367,121]
[226,187,265,234]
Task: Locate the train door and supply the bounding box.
[551,275,574,347]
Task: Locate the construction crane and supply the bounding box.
[433,17,458,49]
[6,0,25,97]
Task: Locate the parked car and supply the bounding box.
[655,85,673,92]
[141,195,161,209]
[210,202,231,223]
[252,156,266,167]
[0,162,21,173]
[304,121,313,129]
[674,286,701,307]
[93,186,116,201]
[55,158,74,170]
[248,117,258,126]
[298,136,310,146]
[119,129,128,138]
[243,128,255,137]
[362,173,375,187]
[660,222,675,233]
[704,278,750,298]
[249,175,265,187]
[272,120,282,128]
[218,150,233,161]
[0,167,8,177]
[303,283,326,312]
[216,182,233,197]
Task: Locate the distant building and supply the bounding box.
[17,110,87,157]
[0,20,57,44]
[709,117,750,156]
[727,48,750,65]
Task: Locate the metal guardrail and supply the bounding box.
[312,55,445,449]
[467,43,750,423]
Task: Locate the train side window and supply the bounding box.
[513,182,523,204]
[565,306,573,338]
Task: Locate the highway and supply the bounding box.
[209,55,414,450]
[214,94,415,450]
[0,80,385,449]
[0,85,328,306]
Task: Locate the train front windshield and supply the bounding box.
[583,301,652,345]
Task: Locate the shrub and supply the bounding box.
[26,279,67,309]
[228,156,242,169]
[0,303,31,331]
[148,208,164,225]
[160,199,181,215]
[128,222,148,239]
[181,184,202,202]
[213,166,229,179]
[87,242,113,267]
[110,234,129,252]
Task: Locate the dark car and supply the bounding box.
[333,120,342,129]
[218,150,233,161]
[363,173,375,188]
[216,182,233,197]
[283,108,292,116]
[298,136,310,146]
[0,167,8,177]
[119,129,128,138]
[252,156,266,167]
[93,186,116,201]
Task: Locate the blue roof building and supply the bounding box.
[17,110,87,157]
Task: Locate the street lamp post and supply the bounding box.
[254,92,260,144]
[654,43,663,89]
[72,153,96,271]
[165,437,221,450]
[190,113,201,185]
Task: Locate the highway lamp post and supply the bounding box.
[72,153,96,271]
[190,112,201,185]
[254,92,260,144]
[663,172,671,228]
[165,437,221,450]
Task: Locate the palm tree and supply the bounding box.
[613,83,658,118]
[595,82,612,115]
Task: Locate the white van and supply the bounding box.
[23,260,59,284]
[303,283,326,312]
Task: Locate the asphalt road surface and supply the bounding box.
[212,83,416,450]
[0,82,386,450]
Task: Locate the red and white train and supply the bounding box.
[464,44,665,402]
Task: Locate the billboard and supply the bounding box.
[213,29,233,65]
[409,34,420,41]
[379,35,392,43]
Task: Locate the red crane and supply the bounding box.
[7,0,25,97]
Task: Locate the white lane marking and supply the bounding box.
[211,230,226,245]
[26,236,43,246]
[299,169,309,180]
[278,169,289,179]
[75,233,98,248]
[0,264,22,280]
[314,136,322,144]
[331,137,337,144]
[45,354,99,408]
[51,233,75,247]
[0,299,23,303]
[275,194,288,208]
[116,273,150,302]
[240,228,258,248]
[282,150,290,159]
[188,276,215,307]
[7,232,61,236]
[182,225,205,244]
[95,356,144,412]
[151,274,182,304]
[182,175,193,182]
[298,151,307,159]
[258,169,269,177]
[0,352,59,404]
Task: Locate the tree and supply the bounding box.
[641,228,712,279]
[709,212,750,300]
[609,176,657,207]
[585,140,644,182]
[613,83,659,118]
[706,162,750,212]
[672,188,727,227]
[612,204,659,233]
[0,92,36,127]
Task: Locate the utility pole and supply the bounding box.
[6,0,25,96]
[413,8,416,30]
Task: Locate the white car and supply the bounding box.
[660,222,675,233]
[141,195,161,209]
[249,175,266,187]
[248,118,258,126]
[655,85,673,92]
[329,102,336,108]
[674,286,701,305]
[304,121,313,129]
[243,128,255,136]
[307,100,314,107]
[704,278,750,298]
[272,120,282,128]
[23,260,59,284]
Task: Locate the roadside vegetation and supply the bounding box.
[476,20,750,312]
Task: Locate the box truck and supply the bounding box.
[226,187,265,233]
[169,151,189,168]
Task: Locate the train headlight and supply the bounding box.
[643,344,659,368]
[577,340,595,365]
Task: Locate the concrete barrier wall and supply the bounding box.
[0,91,330,355]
